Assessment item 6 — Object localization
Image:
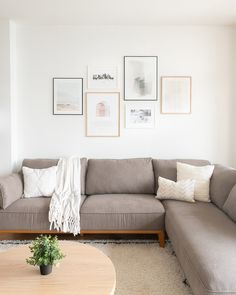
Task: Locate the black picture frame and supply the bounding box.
[124,56,158,101]
[53,77,83,115]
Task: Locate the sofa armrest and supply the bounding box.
[0,173,23,209]
[210,164,236,209]
[223,184,236,222]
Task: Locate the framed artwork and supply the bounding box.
[125,102,155,129]
[87,66,119,90]
[86,92,120,137]
[161,76,192,114]
[124,56,158,101]
[53,78,83,115]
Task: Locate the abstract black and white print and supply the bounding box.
[88,66,119,90]
[124,56,157,101]
[130,109,151,124]
[125,103,155,129]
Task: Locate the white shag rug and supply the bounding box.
[0,240,192,295]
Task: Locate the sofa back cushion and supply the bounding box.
[22,159,59,169]
[86,158,155,195]
[222,184,236,222]
[22,158,87,195]
[210,164,236,209]
[152,159,210,193]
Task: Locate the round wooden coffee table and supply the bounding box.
[0,241,116,294]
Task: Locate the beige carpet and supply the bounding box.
[96,242,192,295]
[0,241,192,295]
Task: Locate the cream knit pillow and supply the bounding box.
[156,177,195,203]
[177,162,214,202]
[23,166,57,198]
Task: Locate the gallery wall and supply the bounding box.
[10,24,235,167]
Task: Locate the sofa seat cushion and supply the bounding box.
[80,194,165,231]
[163,200,236,295]
[0,195,86,231]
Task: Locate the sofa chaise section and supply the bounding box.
[163,200,236,295]
[152,160,236,294]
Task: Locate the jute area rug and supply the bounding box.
[0,240,192,295]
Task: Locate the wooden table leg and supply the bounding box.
[158,231,165,248]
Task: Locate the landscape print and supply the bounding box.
[53,78,83,115]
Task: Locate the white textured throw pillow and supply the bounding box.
[22,166,57,198]
[177,162,214,202]
[156,177,195,203]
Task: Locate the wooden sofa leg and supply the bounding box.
[158,231,165,248]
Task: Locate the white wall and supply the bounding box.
[0,20,15,175]
[232,27,236,168]
[14,25,234,166]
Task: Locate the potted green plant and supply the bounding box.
[26,235,65,275]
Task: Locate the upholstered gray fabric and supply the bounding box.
[86,158,155,195]
[210,164,236,209]
[81,194,165,230]
[152,159,210,193]
[0,197,51,230]
[163,200,236,295]
[22,159,59,169]
[223,184,236,222]
[0,195,86,230]
[22,158,88,195]
[80,158,88,195]
[0,173,23,209]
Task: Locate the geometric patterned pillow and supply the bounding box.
[156,176,195,203]
[22,166,57,198]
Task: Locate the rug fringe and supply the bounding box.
[0,239,170,245]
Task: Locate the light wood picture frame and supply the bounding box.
[161,76,192,114]
[86,92,120,137]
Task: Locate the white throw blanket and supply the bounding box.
[49,157,81,235]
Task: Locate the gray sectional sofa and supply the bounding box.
[0,157,236,295]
